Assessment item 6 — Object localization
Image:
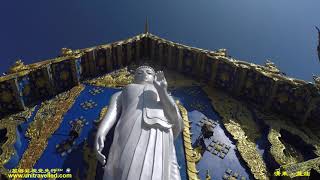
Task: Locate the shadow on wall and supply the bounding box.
[0,128,8,155]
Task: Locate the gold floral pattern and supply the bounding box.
[177,103,200,180]
[203,86,269,180]
[0,106,36,174]
[17,85,85,170]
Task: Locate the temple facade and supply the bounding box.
[0,30,319,179]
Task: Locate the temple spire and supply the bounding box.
[144,16,149,34]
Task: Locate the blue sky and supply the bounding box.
[1,0,319,81]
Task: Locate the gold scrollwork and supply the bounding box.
[0,106,36,174]
[17,85,85,170]
[177,103,200,180]
[254,110,320,159]
[203,86,269,180]
[267,127,297,165]
[85,68,133,88]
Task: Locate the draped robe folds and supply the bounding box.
[104,83,182,180]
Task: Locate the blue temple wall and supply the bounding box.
[172,86,254,180]
[4,105,39,169]
[1,84,187,179]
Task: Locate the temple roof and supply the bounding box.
[0,32,319,126]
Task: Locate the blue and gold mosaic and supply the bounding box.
[0,80,22,116]
[51,60,78,93]
[80,100,98,110]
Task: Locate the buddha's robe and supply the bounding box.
[104,83,182,180]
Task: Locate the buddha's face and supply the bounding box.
[134,67,155,84]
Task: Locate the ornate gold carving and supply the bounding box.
[61,48,73,56]
[0,107,36,174]
[17,85,85,170]
[8,60,29,74]
[264,60,281,74]
[203,86,269,180]
[267,127,297,165]
[313,75,320,90]
[177,103,200,180]
[254,110,320,158]
[85,68,134,88]
[96,106,108,123]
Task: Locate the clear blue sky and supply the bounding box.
[1,0,319,81]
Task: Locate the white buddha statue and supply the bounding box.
[95,66,184,180]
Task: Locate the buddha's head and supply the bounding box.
[134,66,155,84]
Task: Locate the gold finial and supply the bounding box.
[8,59,29,74]
[61,48,73,56]
[144,16,149,34]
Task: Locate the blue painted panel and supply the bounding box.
[51,60,77,93]
[172,86,254,180]
[0,80,22,115]
[4,105,39,169]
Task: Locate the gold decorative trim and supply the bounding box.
[85,68,133,88]
[0,107,36,174]
[17,85,85,170]
[96,106,108,123]
[177,103,200,180]
[254,110,320,160]
[267,127,297,165]
[203,86,269,180]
